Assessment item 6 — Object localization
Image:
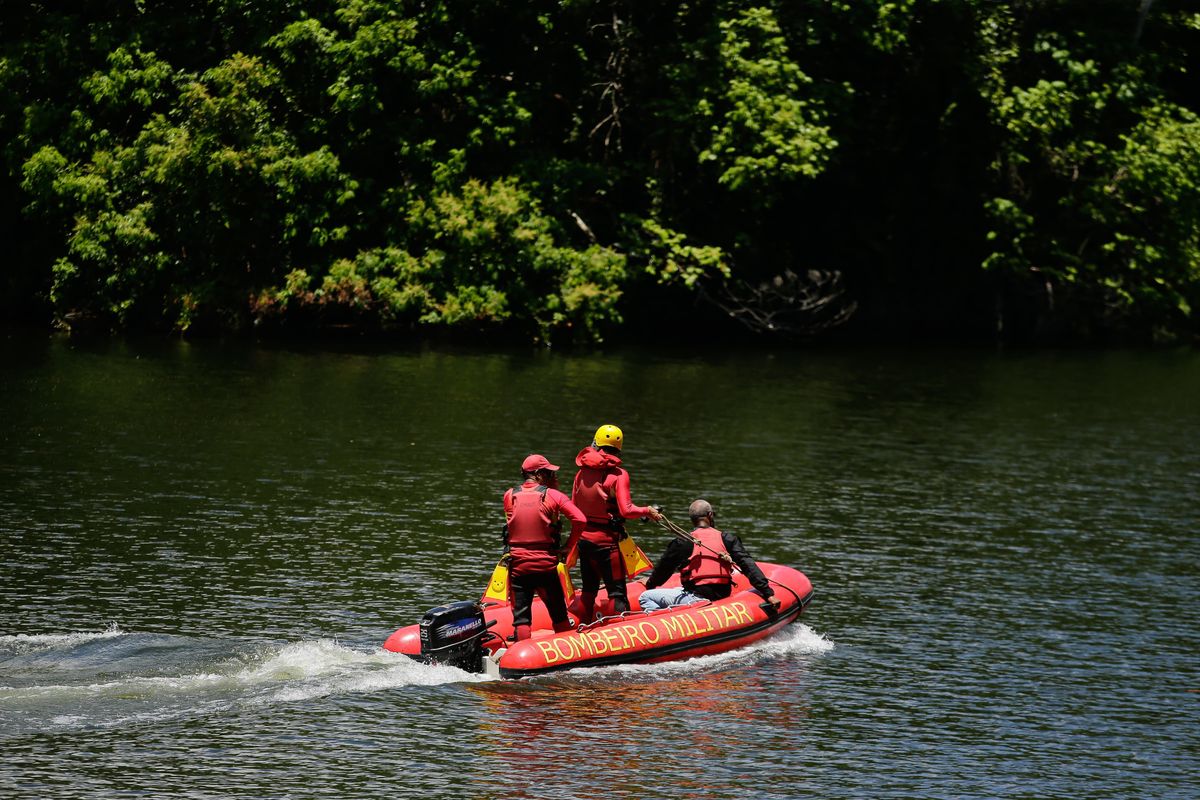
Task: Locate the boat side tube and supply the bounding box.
[497,564,814,678]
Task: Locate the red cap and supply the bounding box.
[522,454,559,472]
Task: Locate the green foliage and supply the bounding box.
[698,7,836,192]
[983,17,1199,339]
[2,1,1197,342]
[82,46,177,113]
[1088,103,1200,320]
[255,177,627,342]
[402,176,629,342]
[629,217,730,289]
[20,50,355,331]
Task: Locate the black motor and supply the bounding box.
[418,600,489,672]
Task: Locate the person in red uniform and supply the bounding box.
[570,424,662,623]
[637,499,780,611]
[503,454,586,641]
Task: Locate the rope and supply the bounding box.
[652,512,805,610]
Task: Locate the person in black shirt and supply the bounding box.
[637,499,779,611]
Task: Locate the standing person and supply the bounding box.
[504,454,586,641]
[570,424,662,622]
[638,499,780,611]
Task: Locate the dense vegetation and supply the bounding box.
[3,1,1197,344]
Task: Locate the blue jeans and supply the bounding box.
[638,587,704,610]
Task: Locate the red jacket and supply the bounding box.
[571,447,651,545]
[503,481,585,575]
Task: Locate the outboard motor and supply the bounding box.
[418,600,489,672]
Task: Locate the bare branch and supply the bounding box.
[700,269,857,337]
[588,11,627,153]
[1134,0,1155,43]
[568,209,598,243]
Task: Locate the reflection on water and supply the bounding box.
[468,627,828,800]
[1,336,1198,799]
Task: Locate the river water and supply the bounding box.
[1,335,1197,799]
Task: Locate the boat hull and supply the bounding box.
[382,562,813,678]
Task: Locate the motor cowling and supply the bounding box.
[418,600,488,672]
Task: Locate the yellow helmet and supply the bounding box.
[593,424,624,450]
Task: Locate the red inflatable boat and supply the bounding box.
[383,562,814,678]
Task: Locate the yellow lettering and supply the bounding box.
[602,629,623,652]
[553,638,575,661]
[733,601,753,624]
[613,626,632,650]
[536,641,560,664]
[625,624,645,648]
[696,608,716,633]
[574,632,595,656]
[721,605,740,627]
[639,621,662,644]
[662,617,682,640]
[587,630,608,655]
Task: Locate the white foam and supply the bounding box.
[272,658,490,703]
[758,622,836,656]
[47,696,240,731]
[0,624,124,653]
[243,639,354,682]
[0,672,234,704]
[50,715,87,726]
[246,639,492,701]
[3,637,491,733]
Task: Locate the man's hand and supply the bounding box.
[647,506,663,522]
[764,595,781,613]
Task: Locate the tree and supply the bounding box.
[981,4,1199,341]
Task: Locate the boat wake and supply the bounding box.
[0,624,126,654]
[0,627,485,735]
[1,623,831,733]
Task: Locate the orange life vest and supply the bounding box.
[680,527,732,586]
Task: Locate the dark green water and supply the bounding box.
[2,335,1197,799]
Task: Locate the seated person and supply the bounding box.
[638,499,780,611]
